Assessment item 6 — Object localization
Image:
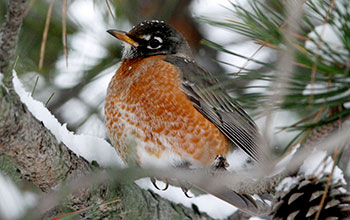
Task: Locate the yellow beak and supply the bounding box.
[107,29,139,47]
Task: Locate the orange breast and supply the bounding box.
[105,55,229,166]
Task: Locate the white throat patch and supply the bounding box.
[122,43,137,59]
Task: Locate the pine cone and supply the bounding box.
[271,176,350,220]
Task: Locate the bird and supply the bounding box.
[105,20,266,215]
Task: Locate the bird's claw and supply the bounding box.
[150,177,169,191]
[150,177,161,190]
[181,186,192,198]
[162,181,169,191]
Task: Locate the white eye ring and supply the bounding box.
[147,36,163,50]
[154,36,163,43]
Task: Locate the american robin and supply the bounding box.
[105,20,264,214]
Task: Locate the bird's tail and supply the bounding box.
[194,183,259,216]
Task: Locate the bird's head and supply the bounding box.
[107,20,193,60]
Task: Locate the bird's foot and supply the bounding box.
[150,177,169,191]
[180,185,192,198]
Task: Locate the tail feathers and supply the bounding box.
[194,183,259,216]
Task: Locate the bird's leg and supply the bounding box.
[176,160,193,198]
[150,177,161,190]
[212,154,229,170]
[150,177,169,191]
[162,179,169,191]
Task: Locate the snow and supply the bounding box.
[302,83,328,96]
[305,23,348,63]
[135,178,238,219]
[275,177,299,192]
[275,149,347,197]
[0,174,37,220]
[302,82,350,105]
[12,70,124,168]
[299,150,346,184]
[249,217,265,220]
[245,79,271,95]
[344,102,350,109]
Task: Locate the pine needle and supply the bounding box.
[293,61,312,69]
[45,91,55,106]
[314,148,340,220]
[105,0,115,20]
[23,0,36,17]
[31,75,39,96]
[225,18,243,24]
[235,44,264,76]
[62,0,68,68]
[12,55,20,70]
[280,28,310,42]
[39,0,55,70]
[255,41,279,49]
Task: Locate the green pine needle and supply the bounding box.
[45,91,55,106]
[31,75,39,96]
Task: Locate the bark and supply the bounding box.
[0,0,26,80]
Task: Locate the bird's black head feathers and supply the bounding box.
[107,20,192,60]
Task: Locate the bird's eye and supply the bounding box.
[147,37,163,49]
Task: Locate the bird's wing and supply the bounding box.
[164,56,265,164]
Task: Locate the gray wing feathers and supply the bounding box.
[164,56,265,164]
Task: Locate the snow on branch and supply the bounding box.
[12,70,124,168]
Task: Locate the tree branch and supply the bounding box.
[0,90,92,191]
[0,0,26,80]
